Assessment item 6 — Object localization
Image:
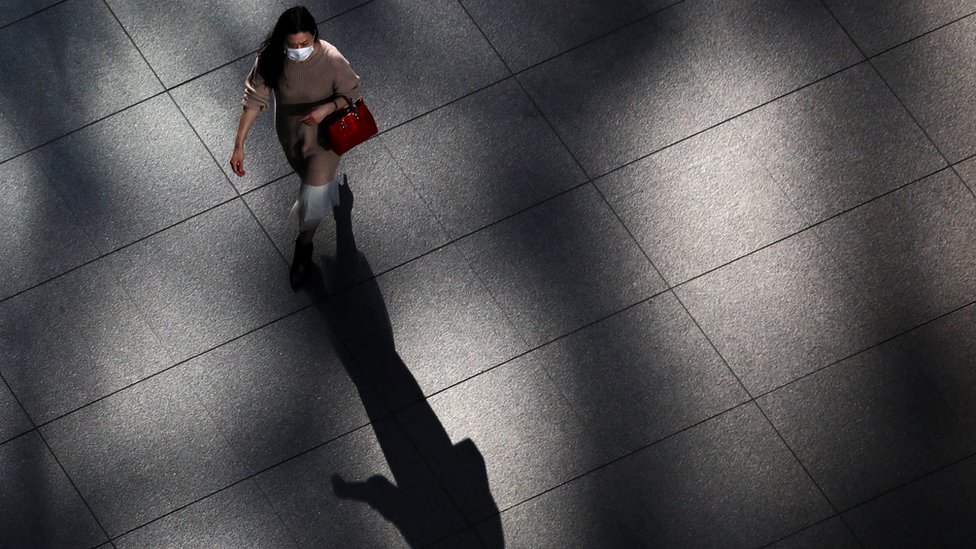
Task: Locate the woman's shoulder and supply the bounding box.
[317,39,336,54]
[317,39,349,61]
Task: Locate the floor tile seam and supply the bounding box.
[0,70,495,177]
[2,0,195,166]
[97,0,259,312]
[492,388,976,545]
[727,118,816,232]
[501,0,690,78]
[103,473,255,542]
[0,0,71,32]
[0,165,297,308]
[182,379,305,549]
[290,294,486,536]
[667,163,956,290]
[482,399,759,518]
[862,49,963,185]
[860,9,976,60]
[588,179,671,285]
[0,1,962,177]
[746,297,976,403]
[0,348,50,435]
[950,163,976,198]
[454,0,660,327]
[163,87,246,199]
[99,0,167,93]
[834,448,976,516]
[584,57,869,185]
[10,88,959,427]
[0,57,866,274]
[752,394,847,515]
[31,426,115,544]
[756,513,865,549]
[799,173,976,439]
[401,285,676,409]
[0,2,385,172]
[250,473,304,549]
[891,337,976,450]
[375,136,455,248]
[953,151,976,167]
[101,0,381,92]
[454,0,590,182]
[667,288,863,544]
[29,294,338,429]
[27,133,110,267]
[101,421,378,544]
[0,191,246,307]
[417,527,488,549]
[259,173,647,313]
[392,0,680,349]
[816,0,870,63]
[668,290,755,401]
[388,407,486,534]
[0,88,169,170]
[334,62,938,309]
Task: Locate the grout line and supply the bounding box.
[754,399,849,521]
[0,165,297,308]
[101,421,377,542]
[748,297,976,401]
[857,10,976,59]
[478,400,759,516]
[0,0,71,32]
[184,380,305,549]
[95,0,183,369]
[33,427,116,544]
[756,515,854,549]
[506,0,690,77]
[831,449,976,515]
[0,90,170,170]
[667,163,956,289]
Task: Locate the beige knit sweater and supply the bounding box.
[243,39,363,184]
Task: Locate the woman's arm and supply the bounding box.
[230,107,260,176]
[232,57,271,176]
[331,46,362,106]
[300,44,362,125]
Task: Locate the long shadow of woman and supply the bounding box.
[309,202,503,548]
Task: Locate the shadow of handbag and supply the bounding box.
[323,97,378,155]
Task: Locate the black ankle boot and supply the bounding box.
[289,237,314,289]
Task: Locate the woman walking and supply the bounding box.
[230,6,362,289]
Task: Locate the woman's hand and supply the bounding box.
[230,146,246,177]
[300,103,335,126]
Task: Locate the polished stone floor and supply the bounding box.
[3,0,976,547]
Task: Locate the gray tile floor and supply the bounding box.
[3,1,976,547]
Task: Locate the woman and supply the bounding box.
[231,6,363,289]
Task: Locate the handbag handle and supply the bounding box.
[336,94,358,112]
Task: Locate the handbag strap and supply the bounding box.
[337,94,358,111]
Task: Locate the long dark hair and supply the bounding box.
[257,6,318,89]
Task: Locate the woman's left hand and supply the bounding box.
[300,104,334,126]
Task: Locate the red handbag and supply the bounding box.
[326,98,378,155]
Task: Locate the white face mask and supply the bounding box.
[285,44,314,62]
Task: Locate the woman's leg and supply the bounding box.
[290,169,343,288]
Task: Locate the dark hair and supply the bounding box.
[257,6,318,89]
